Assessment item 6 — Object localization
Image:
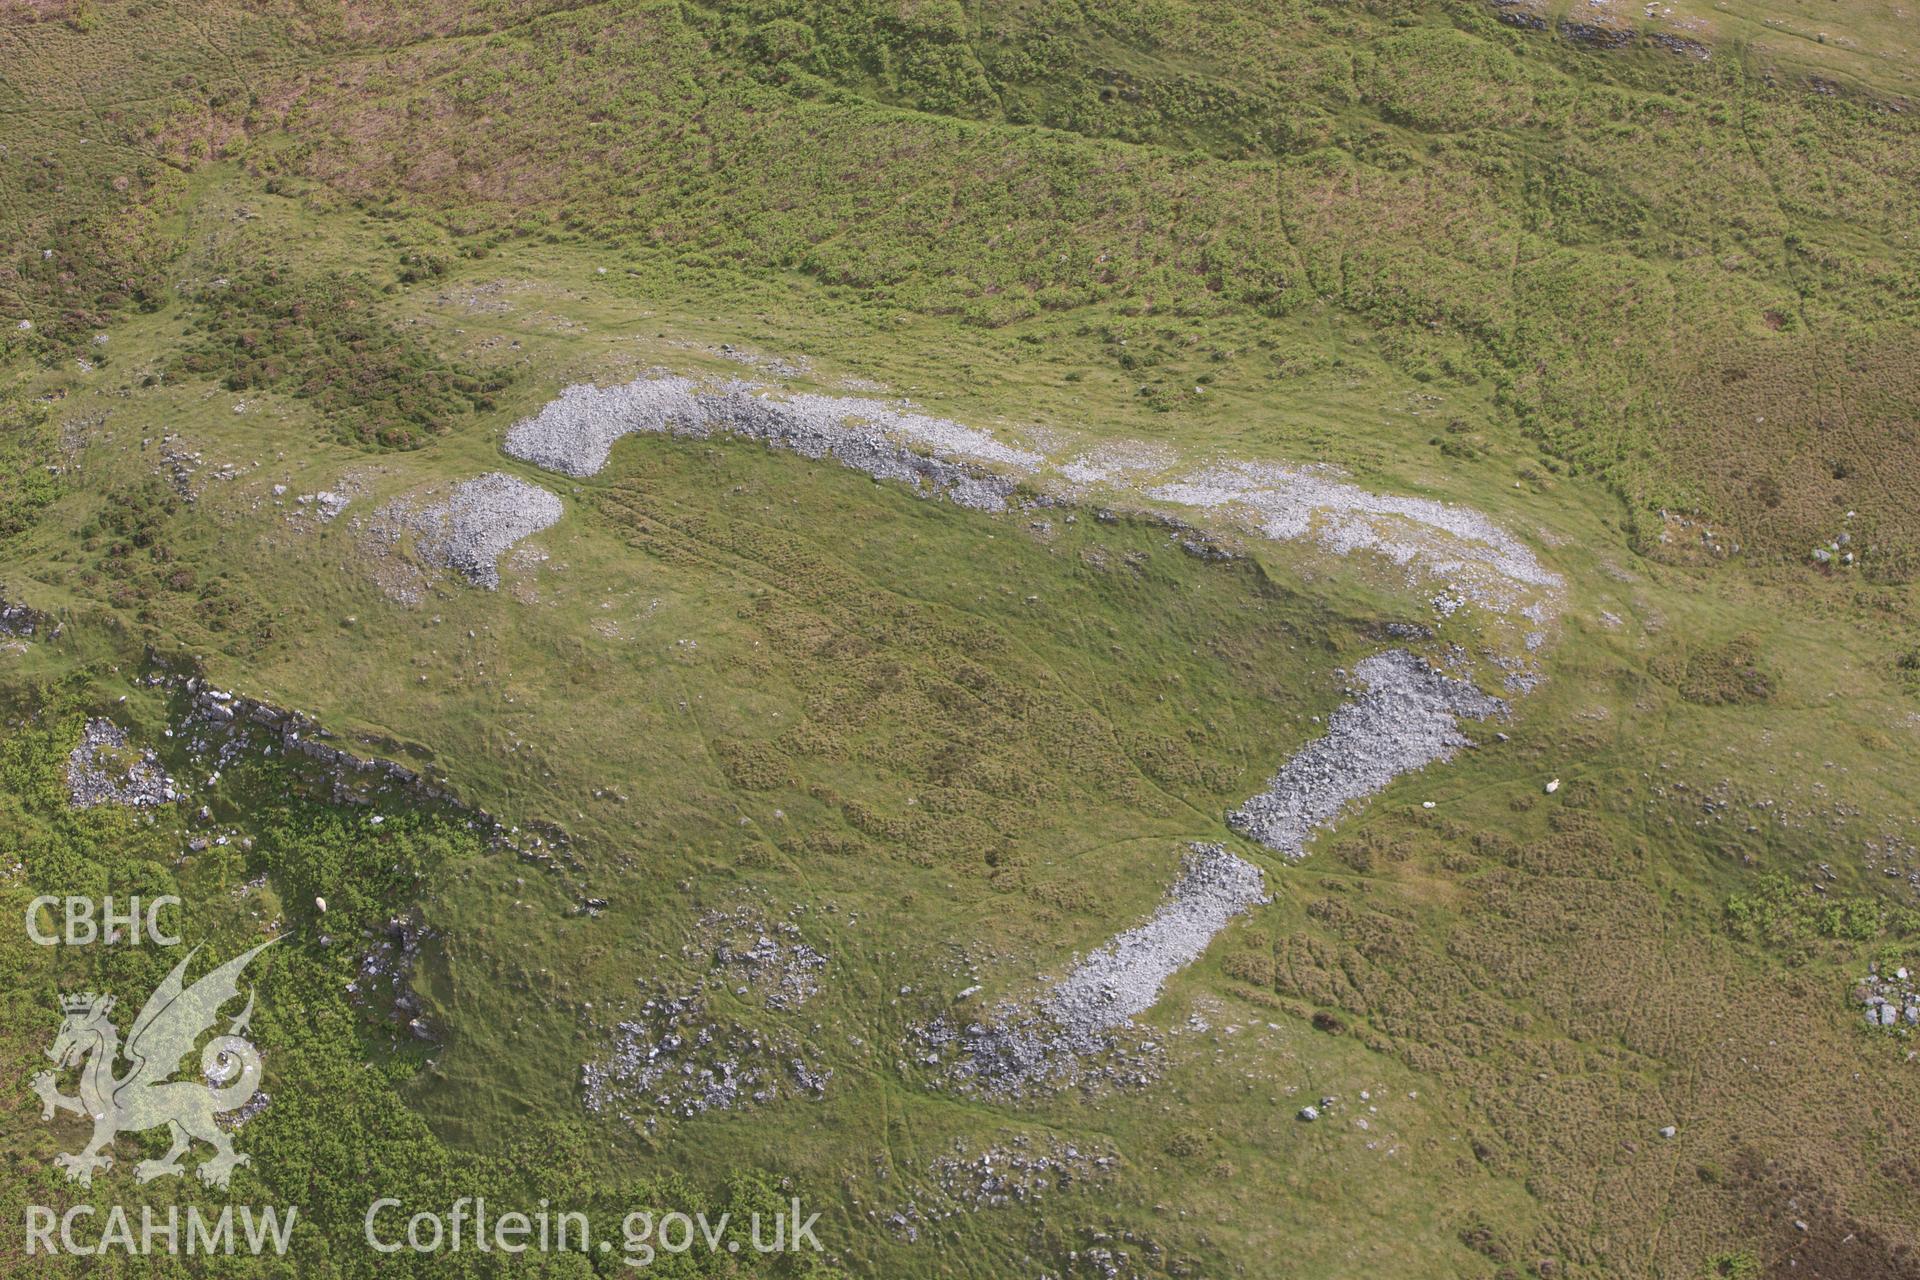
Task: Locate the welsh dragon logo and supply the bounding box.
[31,941,273,1189]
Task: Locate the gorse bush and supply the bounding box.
[169,265,511,449]
[1,677,839,1278]
[1725,873,1920,946]
[0,393,63,543]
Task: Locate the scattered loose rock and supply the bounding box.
[913,844,1264,1100]
[504,375,1032,511]
[883,1136,1115,1239]
[1047,844,1269,1031]
[368,471,563,591]
[504,370,1559,634]
[66,718,177,809]
[702,906,828,1012]
[582,905,832,1126]
[1229,650,1505,858]
[295,490,351,522]
[1856,961,1920,1032]
[0,596,46,638]
[1147,462,1559,621]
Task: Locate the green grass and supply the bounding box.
[120,0,1920,564]
[4,2,1920,1277]
[167,261,512,448]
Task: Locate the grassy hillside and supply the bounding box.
[3,3,1920,1278]
[115,0,1920,568]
